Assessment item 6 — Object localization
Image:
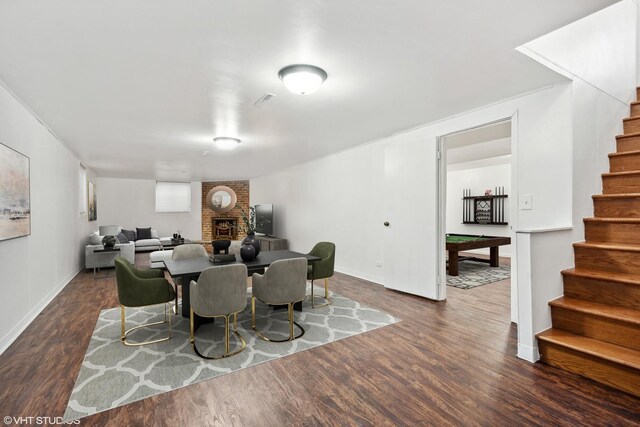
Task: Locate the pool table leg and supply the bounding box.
[448,251,459,276]
[490,247,499,267]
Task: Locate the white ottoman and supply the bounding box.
[150,250,173,269]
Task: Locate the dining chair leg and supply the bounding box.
[173,287,179,315]
[190,311,246,359]
[121,304,172,346]
[189,307,195,344]
[121,305,125,341]
[252,297,305,342]
[288,303,294,339]
[251,296,256,330]
[311,278,332,309]
[311,279,314,306]
[225,315,230,355]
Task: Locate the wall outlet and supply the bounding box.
[519,194,533,210]
[376,261,383,267]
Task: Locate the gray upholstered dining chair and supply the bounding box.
[189,264,248,359]
[251,258,307,342]
[170,244,208,314]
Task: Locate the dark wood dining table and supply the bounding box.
[163,250,320,318]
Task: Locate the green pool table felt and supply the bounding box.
[446,234,490,243]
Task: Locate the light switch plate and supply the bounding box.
[519,194,533,210]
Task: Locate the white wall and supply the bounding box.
[514,0,637,361]
[252,81,572,294]
[96,178,202,240]
[0,82,95,354]
[251,142,386,284]
[446,157,512,257]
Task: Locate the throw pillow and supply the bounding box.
[136,227,152,240]
[89,232,102,245]
[122,229,137,242]
[116,232,129,244]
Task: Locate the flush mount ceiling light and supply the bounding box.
[213,137,241,150]
[278,64,328,95]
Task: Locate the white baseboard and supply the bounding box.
[0,267,81,355]
[335,266,383,285]
[517,343,540,363]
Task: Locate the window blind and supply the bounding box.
[155,181,191,213]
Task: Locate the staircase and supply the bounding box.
[536,87,640,397]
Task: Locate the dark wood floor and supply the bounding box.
[0,253,638,426]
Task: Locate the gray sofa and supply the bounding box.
[85,239,135,275]
[119,228,163,252]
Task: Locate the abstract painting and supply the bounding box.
[0,142,31,241]
[88,181,97,222]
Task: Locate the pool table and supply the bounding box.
[446,234,511,276]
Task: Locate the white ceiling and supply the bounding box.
[445,121,511,165]
[0,0,617,181]
[444,121,511,151]
[447,138,511,166]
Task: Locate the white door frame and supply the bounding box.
[436,113,519,323]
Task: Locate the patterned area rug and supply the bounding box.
[63,286,398,421]
[447,261,510,290]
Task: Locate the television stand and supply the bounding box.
[256,236,288,251]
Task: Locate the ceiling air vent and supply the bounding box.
[253,93,276,108]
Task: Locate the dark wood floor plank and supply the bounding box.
[0,252,638,426]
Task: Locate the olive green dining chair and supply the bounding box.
[307,242,336,308]
[115,256,176,346]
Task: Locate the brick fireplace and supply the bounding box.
[201,180,249,248]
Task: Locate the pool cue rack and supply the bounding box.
[462,187,508,225]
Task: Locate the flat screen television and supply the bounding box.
[255,204,273,236]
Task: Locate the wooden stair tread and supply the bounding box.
[562,267,640,286]
[583,217,640,223]
[632,101,640,106]
[573,241,640,251]
[623,116,640,123]
[608,149,640,158]
[537,329,640,370]
[549,296,640,325]
[592,193,640,199]
[602,170,640,177]
[616,131,640,140]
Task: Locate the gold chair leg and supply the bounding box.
[173,287,179,315]
[225,315,230,355]
[311,277,332,309]
[121,304,172,346]
[190,307,195,344]
[252,298,305,342]
[288,303,294,339]
[191,311,246,359]
[251,296,256,329]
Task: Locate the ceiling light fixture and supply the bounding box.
[213,137,241,150]
[278,64,327,95]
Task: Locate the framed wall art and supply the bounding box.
[88,181,97,222]
[0,142,31,241]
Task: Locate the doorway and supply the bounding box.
[438,119,516,321]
